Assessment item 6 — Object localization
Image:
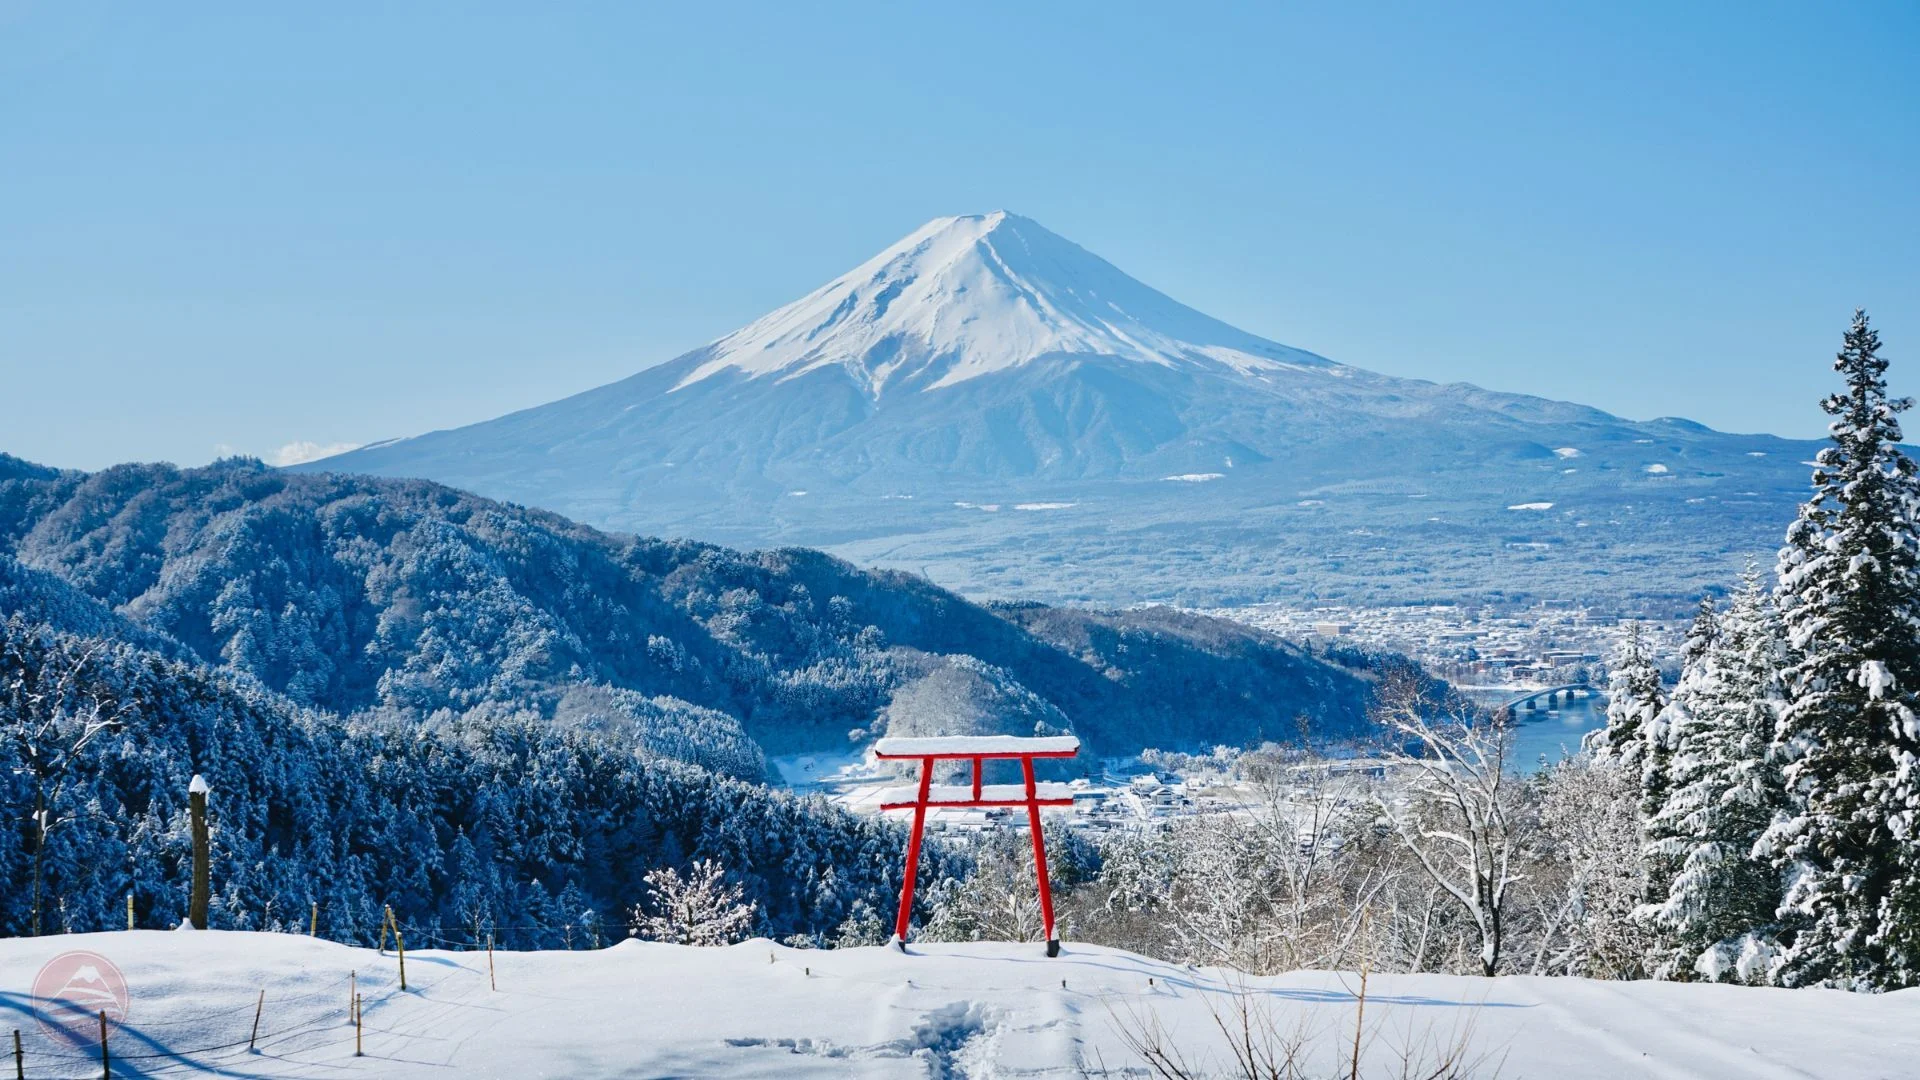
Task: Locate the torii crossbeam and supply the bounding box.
[873,734,1080,957]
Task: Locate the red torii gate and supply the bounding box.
[874,734,1080,957]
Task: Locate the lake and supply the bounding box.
[1459,687,1608,771]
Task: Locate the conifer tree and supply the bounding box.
[1639,569,1788,981]
[1585,622,1670,806]
[1766,310,1920,990]
[1637,599,1719,921]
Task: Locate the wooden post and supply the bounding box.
[487,933,496,992]
[188,775,211,930]
[125,893,134,932]
[353,993,362,1057]
[13,1028,23,1080]
[380,905,394,954]
[395,930,408,991]
[249,989,265,1051]
[309,901,318,936]
[98,1010,109,1079]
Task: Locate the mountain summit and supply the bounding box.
[309,214,1817,607]
[673,211,1333,398]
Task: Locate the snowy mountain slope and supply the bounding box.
[3,931,1915,1079]
[672,211,1335,396]
[309,213,1822,607]
[0,458,1385,757]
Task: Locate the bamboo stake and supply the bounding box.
[309,901,318,936]
[1349,910,1373,1080]
[1348,962,1369,1080]
[125,893,134,932]
[98,1010,109,1079]
[248,989,265,1051]
[487,933,496,992]
[396,930,408,992]
[353,993,362,1057]
[348,970,355,1018]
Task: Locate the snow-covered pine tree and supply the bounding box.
[1638,568,1789,981]
[1637,599,1720,922]
[1585,622,1670,801]
[1767,310,1920,990]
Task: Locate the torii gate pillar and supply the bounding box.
[872,735,1080,957]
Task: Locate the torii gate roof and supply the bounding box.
[871,735,1081,759]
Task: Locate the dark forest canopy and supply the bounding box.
[0,613,937,942]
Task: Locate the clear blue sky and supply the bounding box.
[4,2,1916,470]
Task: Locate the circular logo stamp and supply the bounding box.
[32,950,130,1046]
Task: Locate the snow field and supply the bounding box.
[3,932,1918,1078]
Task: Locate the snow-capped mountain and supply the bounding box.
[309,212,1820,607]
[672,211,1334,396]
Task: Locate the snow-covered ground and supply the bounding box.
[3,932,1916,1078]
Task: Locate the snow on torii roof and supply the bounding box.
[871,735,1080,758]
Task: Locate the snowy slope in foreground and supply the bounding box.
[3,932,1916,1078]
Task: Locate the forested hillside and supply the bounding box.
[0,455,1386,759]
[0,613,935,941]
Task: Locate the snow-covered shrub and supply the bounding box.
[629,859,758,946]
[829,899,890,948]
[1532,751,1650,979]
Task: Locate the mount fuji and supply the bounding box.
[308,212,1817,608]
